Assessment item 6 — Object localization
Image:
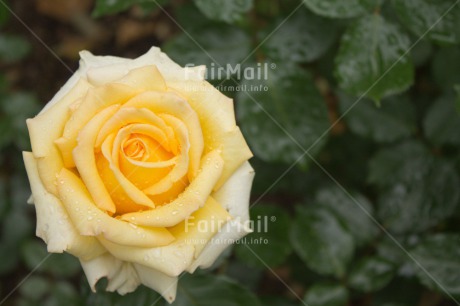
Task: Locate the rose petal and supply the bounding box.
[28,79,91,158]
[148,176,188,206]
[57,168,175,248]
[95,107,174,150]
[169,80,236,132]
[23,152,105,260]
[27,79,92,195]
[56,83,140,168]
[133,263,177,303]
[169,196,231,257]
[123,91,203,178]
[120,150,224,227]
[142,115,190,196]
[96,148,153,215]
[106,262,140,294]
[135,47,206,82]
[169,81,253,188]
[211,127,253,190]
[99,125,159,209]
[73,105,120,213]
[115,65,167,92]
[187,219,252,272]
[212,161,255,223]
[188,162,255,272]
[98,237,194,277]
[80,253,140,295]
[81,47,205,86]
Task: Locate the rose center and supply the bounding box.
[123,137,147,160]
[121,133,174,163]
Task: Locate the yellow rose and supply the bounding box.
[23,47,254,303]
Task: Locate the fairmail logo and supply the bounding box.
[184,215,276,234]
[185,62,275,80]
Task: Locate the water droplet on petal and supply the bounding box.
[88,216,93,221]
[129,223,138,229]
[172,210,179,215]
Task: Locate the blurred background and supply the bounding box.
[1,0,460,305]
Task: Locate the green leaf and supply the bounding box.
[0,176,7,220]
[290,207,354,277]
[47,282,79,306]
[86,292,112,306]
[0,119,13,150]
[45,252,80,278]
[410,39,432,67]
[315,186,378,246]
[114,286,162,306]
[348,257,395,292]
[376,236,411,266]
[0,243,19,275]
[172,274,261,306]
[393,0,460,45]
[412,234,460,295]
[432,46,460,91]
[369,141,460,233]
[335,14,414,102]
[303,0,378,18]
[1,92,39,150]
[174,3,210,31]
[136,1,168,15]
[236,64,329,165]
[0,34,31,63]
[250,157,321,197]
[423,93,460,147]
[260,296,299,306]
[21,239,81,277]
[226,261,263,290]
[193,0,253,23]
[262,8,338,63]
[455,84,460,113]
[2,210,32,246]
[368,140,428,189]
[321,132,374,187]
[234,205,292,268]
[19,276,50,301]
[373,277,423,306]
[163,25,251,80]
[379,159,460,233]
[92,0,167,17]
[338,92,416,143]
[0,0,10,27]
[303,283,348,306]
[21,239,50,272]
